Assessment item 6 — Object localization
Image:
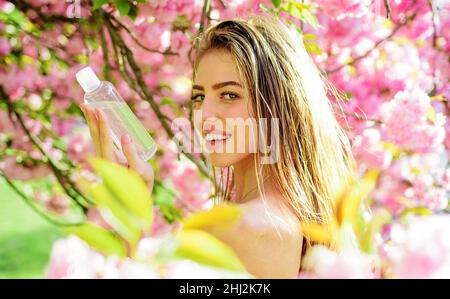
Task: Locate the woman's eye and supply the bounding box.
[221,92,239,100]
[191,94,205,102]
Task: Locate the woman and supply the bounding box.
[80,16,355,278]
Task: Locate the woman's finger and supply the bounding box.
[95,108,116,162]
[114,147,129,168]
[80,104,101,156]
[121,134,154,192]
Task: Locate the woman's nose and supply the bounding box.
[199,95,220,123]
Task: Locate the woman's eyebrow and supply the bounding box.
[192,81,242,91]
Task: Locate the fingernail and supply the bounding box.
[122,134,131,144]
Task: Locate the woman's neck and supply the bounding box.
[232,155,271,203]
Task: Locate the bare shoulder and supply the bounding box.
[239,193,302,240]
[206,193,303,278]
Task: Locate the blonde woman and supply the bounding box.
[80,16,355,278]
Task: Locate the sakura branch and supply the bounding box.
[1,85,92,211]
[326,9,418,74]
[100,11,210,178]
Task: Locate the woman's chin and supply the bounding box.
[208,152,252,168]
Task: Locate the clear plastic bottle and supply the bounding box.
[76,66,157,161]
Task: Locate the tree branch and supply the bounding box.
[1,86,93,211]
[198,0,212,37]
[102,13,210,178]
[109,14,178,56]
[0,170,84,226]
[384,0,391,19]
[326,11,418,74]
[9,0,80,24]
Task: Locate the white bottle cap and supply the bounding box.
[76,66,101,93]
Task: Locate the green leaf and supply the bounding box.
[160,97,176,106]
[303,33,317,40]
[336,169,379,227]
[360,210,391,253]
[154,182,176,206]
[114,0,131,16]
[76,178,142,246]
[89,157,153,228]
[283,3,302,19]
[300,8,319,29]
[182,204,243,231]
[85,36,99,52]
[0,7,35,32]
[128,4,138,21]
[259,3,271,13]
[153,182,182,223]
[66,222,127,257]
[304,41,322,55]
[427,106,437,124]
[175,229,247,272]
[300,221,333,245]
[93,0,109,10]
[75,54,89,65]
[401,207,433,221]
[271,0,282,8]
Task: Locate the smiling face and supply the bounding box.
[192,49,258,167]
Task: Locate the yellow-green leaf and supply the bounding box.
[175,229,246,272]
[337,169,379,226]
[77,177,142,246]
[431,95,445,102]
[305,42,322,55]
[427,106,437,124]
[360,209,391,253]
[88,157,152,228]
[182,204,243,231]
[300,222,333,245]
[66,222,127,257]
[383,141,401,157]
[114,0,131,17]
[303,33,317,40]
[272,0,282,8]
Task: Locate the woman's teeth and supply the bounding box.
[205,133,232,142]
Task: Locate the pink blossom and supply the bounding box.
[0,37,12,56]
[51,115,76,137]
[86,208,113,231]
[315,0,371,20]
[45,193,71,215]
[300,245,377,279]
[171,162,211,211]
[0,156,51,180]
[387,215,450,278]
[381,89,446,153]
[46,235,159,279]
[164,260,250,278]
[352,128,392,170]
[46,235,101,279]
[114,259,159,279]
[67,130,94,164]
[150,206,180,236]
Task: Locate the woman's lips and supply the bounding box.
[204,132,232,151]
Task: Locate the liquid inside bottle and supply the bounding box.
[76,67,157,161]
[87,100,157,161]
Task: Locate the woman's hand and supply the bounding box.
[80,103,154,192]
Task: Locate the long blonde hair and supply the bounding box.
[193,15,356,253]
